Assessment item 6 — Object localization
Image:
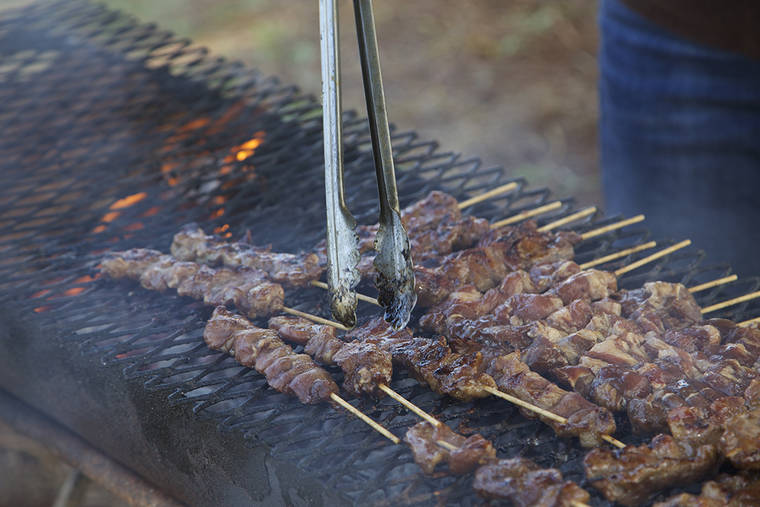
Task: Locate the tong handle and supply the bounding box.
[354,0,416,329]
[353,0,399,216]
[320,0,359,327]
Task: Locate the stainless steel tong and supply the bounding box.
[319,0,416,329]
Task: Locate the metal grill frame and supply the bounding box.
[1,2,759,505]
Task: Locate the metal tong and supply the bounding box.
[319,0,416,329]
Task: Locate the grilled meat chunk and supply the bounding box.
[204,307,339,404]
[473,458,591,506]
[172,223,322,286]
[620,281,702,333]
[101,249,284,318]
[390,336,497,401]
[268,316,392,397]
[529,260,582,292]
[316,190,490,275]
[550,268,617,305]
[415,221,579,306]
[486,351,616,447]
[584,434,720,506]
[332,339,393,397]
[268,316,343,364]
[403,421,496,475]
[721,407,760,470]
[654,472,760,507]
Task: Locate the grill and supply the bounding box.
[1,1,758,505]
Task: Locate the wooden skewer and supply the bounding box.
[537,206,597,232]
[614,240,691,277]
[329,392,400,444]
[482,386,625,448]
[309,280,380,305]
[435,439,459,451]
[701,290,760,315]
[483,385,564,422]
[281,306,350,331]
[580,214,645,241]
[490,201,563,229]
[579,241,657,270]
[457,182,519,209]
[378,384,442,427]
[738,316,760,327]
[688,274,738,294]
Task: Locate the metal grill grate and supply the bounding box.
[1,1,758,505]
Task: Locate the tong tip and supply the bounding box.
[373,212,417,329]
[329,285,358,329]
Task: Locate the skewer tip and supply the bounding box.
[601,434,626,449]
[330,392,400,444]
[378,384,442,427]
[281,306,350,331]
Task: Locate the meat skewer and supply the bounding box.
[203,306,399,443]
[587,381,757,504]
[654,472,760,506]
[276,311,622,448]
[100,249,285,319]
[413,215,658,308]
[311,240,664,308]
[172,224,323,287]
[404,420,592,507]
[102,249,456,427]
[584,433,721,506]
[175,196,646,302]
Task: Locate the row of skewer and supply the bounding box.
[99,181,760,505]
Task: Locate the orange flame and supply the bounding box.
[110,192,147,210]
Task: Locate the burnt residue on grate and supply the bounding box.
[0,2,758,506]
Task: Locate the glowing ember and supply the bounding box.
[141,206,161,218]
[124,222,144,231]
[180,117,209,131]
[109,192,147,210]
[31,289,51,298]
[63,287,86,297]
[209,208,224,219]
[73,274,99,283]
[231,132,265,163]
[33,306,51,313]
[213,223,232,239]
[100,211,121,223]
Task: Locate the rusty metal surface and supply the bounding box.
[0,390,182,507]
[0,1,758,506]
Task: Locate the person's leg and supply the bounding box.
[599,0,760,278]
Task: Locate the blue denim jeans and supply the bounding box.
[599,0,760,277]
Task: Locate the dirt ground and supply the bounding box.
[99,0,602,206]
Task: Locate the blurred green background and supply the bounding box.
[10,0,603,205]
